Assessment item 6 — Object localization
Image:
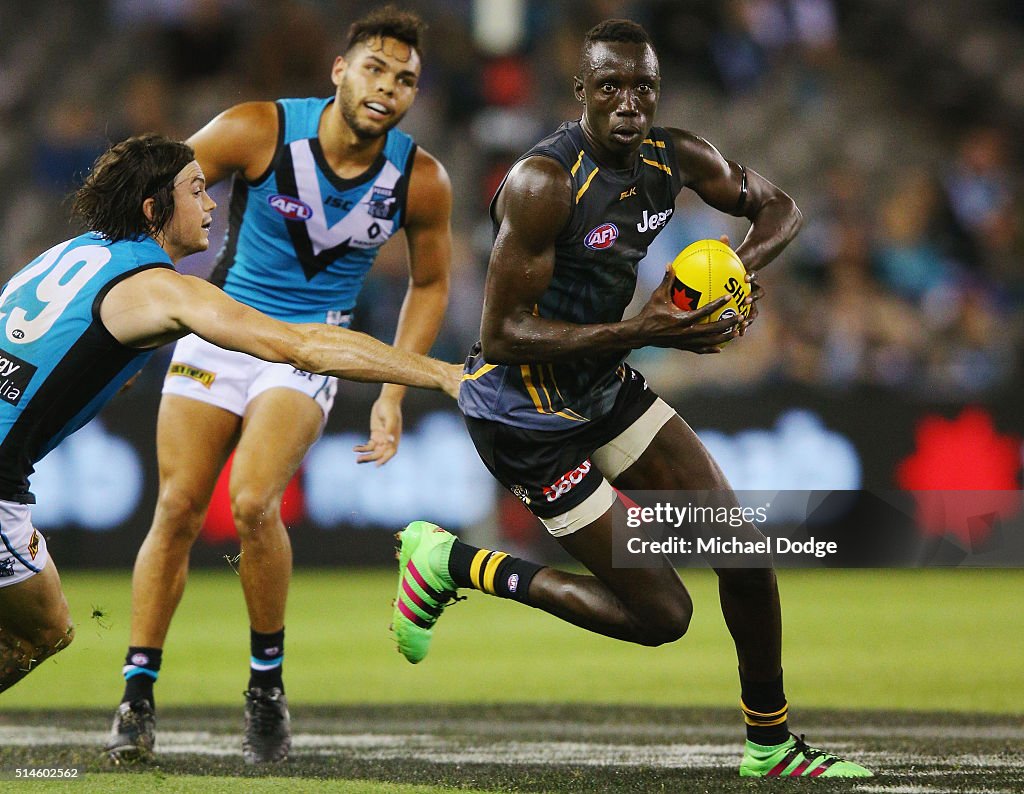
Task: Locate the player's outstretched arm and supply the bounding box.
[99,269,461,397]
[480,157,736,364]
[668,129,802,272]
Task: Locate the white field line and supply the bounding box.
[854,787,1019,794]
[0,726,1022,774]
[295,720,1024,742]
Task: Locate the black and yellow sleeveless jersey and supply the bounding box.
[459,121,683,430]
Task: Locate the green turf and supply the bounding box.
[3,567,1021,713]
[15,774,506,793]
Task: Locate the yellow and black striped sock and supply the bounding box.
[447,539,542,602]
[740,670,789,745]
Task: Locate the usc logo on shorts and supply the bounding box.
[543,459,592,502]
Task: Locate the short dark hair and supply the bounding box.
[71,134,194,243]
[578,19,655,76]
[345,5,426,56]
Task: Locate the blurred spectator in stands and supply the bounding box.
[941,126,1021,288]
[1,0,1021,398]
[922,285,1014,395]
[32,97,106,196]
[245,0,332,98]
[874,167,963,303]
[818,220,924,387]
[709,0,838,100]
[711,0,771,95]
[790,165,869,288]
[646,2,717,84]
[111,72,185,140]
[425,9,486,127]
[160,0,242,84]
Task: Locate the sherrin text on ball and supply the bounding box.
[669,238,749,325]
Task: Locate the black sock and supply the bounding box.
[121,647,161,707]
[447,539,542,602]
[740,669,789,745]
[249,628,285,692]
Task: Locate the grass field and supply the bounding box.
[1,568,1022,791]
[2,703,1024,792]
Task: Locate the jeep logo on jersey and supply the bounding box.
[0,347,36,406]
[636,208,673,233]
[268,194,314,221]
[584,223,619,250]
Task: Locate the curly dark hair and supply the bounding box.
[578,19,656,76]
[345,5,426,56]
[71,133,194,242]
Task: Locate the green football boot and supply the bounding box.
[392,520,459,664]
[740,733,873,778]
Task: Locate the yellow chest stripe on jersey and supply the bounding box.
[575,166,600,204]
[642,157,672,176]
[570,149,585,176]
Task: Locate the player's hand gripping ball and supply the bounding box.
[669,239,750,329]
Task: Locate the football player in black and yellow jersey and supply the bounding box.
[393,18,871,779]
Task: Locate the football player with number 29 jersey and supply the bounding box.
[0,134,458,707]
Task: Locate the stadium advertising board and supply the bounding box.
[34,373,1023,568]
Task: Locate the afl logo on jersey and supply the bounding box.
[268,194,313,221]
[584,223,619,250]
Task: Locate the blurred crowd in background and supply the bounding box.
[1,0,1022,402]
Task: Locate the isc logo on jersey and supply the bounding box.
[268,194,313,221]
[584,223,619,250]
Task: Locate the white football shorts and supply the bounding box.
[0,500,49,587]
[162,334,339,419]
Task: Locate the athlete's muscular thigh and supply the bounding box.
[0,562,71,646]
[154,395,241,522]
[614,413,770,559]
[0,561,74,691]
[229,387,324,528]
[613,414,732,492]
[545,501,693,645]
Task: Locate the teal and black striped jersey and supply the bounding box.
[209,97,417,323]
[459,121,683,430]
[0,233,171,501]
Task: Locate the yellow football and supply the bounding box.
[670,238,749,325]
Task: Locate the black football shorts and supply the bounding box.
[463,363,662,522]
